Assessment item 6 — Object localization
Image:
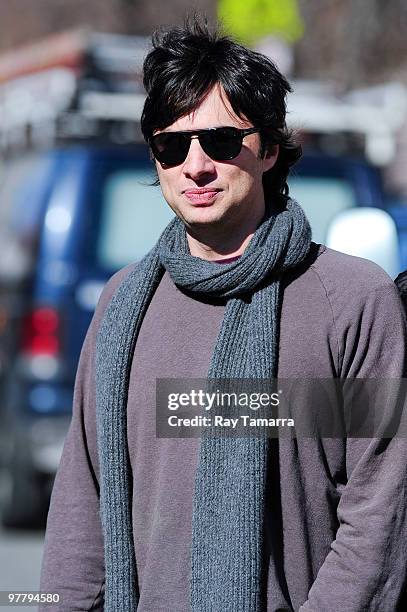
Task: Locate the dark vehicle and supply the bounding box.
[1,143,404,528]
[1,31,406,528]
[0,144,174,527]
[0,29,161,528]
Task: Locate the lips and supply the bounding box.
[183,188,221,205]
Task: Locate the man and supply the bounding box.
[40,19,407,612]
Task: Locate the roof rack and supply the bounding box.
[289,80,407,165]
[0,29,149,154]
[1,31,407,165]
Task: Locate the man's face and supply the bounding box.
[153,85,278,238]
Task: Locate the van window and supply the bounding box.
[97,169,174,269]
[0,154,51,281]
[289,177,356,244]
[0,154,49,234]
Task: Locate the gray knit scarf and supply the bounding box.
[95,198,311,611]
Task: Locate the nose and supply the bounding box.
[182,135,216,180]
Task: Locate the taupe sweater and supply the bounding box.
[40,244,407,611]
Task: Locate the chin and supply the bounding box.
[182,207,226,228]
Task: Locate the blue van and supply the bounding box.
[0,143,404,527]
[0,143,174,527]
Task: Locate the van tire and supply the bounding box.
[0,440,48,530]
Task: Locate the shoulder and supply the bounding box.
[307,245,406,376]
[307,243,404,325]
[310,244,396,296]
[285,242,399,317]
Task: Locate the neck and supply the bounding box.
[186,205,267,261]
[186,229,255,261]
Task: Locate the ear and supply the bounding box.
[262,144,279,173]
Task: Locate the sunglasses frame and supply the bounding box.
[149,126,261,166]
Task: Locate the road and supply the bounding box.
[0,523,44,611]
[0,464,44,612]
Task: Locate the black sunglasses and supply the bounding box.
[149,126,261,166]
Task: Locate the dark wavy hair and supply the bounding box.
[141,17,301,207]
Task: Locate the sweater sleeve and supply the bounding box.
[39,264,136,612]
[300,279,407,611]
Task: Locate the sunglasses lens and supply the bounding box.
[201,127,242,160]
[151,133,190,166]
[151,127,248,166]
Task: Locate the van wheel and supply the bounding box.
[1,463,48,530]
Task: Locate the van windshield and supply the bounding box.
[96,170,358,269]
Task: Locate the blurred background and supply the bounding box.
[1,1,407,607]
